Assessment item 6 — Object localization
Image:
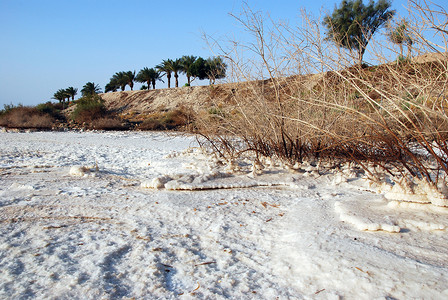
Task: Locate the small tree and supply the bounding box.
[387,18,413,59]
[323,0,395,66]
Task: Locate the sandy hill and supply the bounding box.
[100,85,230,117]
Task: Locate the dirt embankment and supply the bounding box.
[100,84,234,117]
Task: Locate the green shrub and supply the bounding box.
[208,106,225,117]
[36,102,64,120]
[71,94,106,124]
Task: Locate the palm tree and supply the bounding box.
[136,67,164,90]
[65,87,78,102]
[124,70,136,91]
[157,59,174,88]
[81,82,102,96]
[171,58,183,88]
[181,55,197,85]
[52,89,67,103]
[109,72,127,91]
[136,67,152,90]
[206,57,227,84]
[150,69,164,89]
[105,81,119,93]
[190,57,209,81]
[136,68,151,89]
[107,71,135,91]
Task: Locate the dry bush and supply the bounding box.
[0,106,55,129]
[198,1,448,188]
[91,117,129,131]
[138,108,193,131]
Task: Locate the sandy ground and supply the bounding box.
[0,131,447,299]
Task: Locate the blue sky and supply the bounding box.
[0,0,427,107]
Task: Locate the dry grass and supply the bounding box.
[0,106,55,129]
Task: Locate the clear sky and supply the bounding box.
[0,0,428,107]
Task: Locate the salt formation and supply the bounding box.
[69,164,99,177]
[140,176,172,189]
[3,131,448,299]
[334,201,401,233]
[384,177,448,207]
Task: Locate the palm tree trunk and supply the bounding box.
[175,74,179,88]
[358,47,365,67]
[167,75,171,88]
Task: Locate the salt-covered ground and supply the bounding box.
[0,131,447,299]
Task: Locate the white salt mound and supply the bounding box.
[384,178,448,207]
[69,165,98,177]
[334,201,401,233]
[141,176,172,189]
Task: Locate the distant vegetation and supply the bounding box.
[45,55,227,107]
[104,56,227,92]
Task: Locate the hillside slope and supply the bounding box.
[100,85,230,116]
